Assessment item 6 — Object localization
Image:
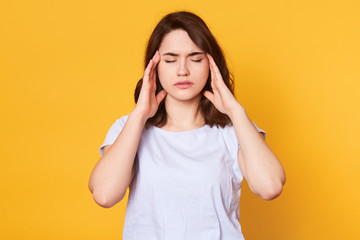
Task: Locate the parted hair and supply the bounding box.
[134,11,235,129]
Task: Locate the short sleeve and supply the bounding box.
[222,121,267,184]
[99,115,129,157]
[252,121,266,140]
[231,121,267,148]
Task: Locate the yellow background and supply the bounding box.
[1,0,359,239]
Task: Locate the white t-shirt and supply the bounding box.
[99,115,266,240]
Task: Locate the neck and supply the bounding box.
[163,95,205,131]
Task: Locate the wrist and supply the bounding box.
[228,103,246,121]
[129,109,149,124]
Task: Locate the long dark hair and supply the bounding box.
[134,11,235,129]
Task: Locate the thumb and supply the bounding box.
[156,89,167,104]
[203,91,214,104]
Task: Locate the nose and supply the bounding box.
[177,59,190,76]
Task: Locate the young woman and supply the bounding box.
[89,11,286,240]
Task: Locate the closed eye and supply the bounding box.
[191,59,203,62]
[164,59,203,63]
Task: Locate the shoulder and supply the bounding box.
[104,114,130,137]
[99,114,129,157]
[113,114,129,128]
[221,121,267,140]
[118,114,129,123]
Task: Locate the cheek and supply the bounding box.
[196,64,210,82]
[157,63,172,86]
[157,63,167,80]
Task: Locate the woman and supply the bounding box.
[89,11,286,239]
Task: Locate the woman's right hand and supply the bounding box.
[133,50,167,120]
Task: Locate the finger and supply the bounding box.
[208,54,223,85]
[207,53,222,81]
[148,53,156,80]
[207,54,229,98]
[154,50,161,65]
[150,51,159,70]
[203,90,214,104]
[209,64,218,92]
[211,78,224,101]
[143,60,152,81]
[207,53,216,71]
[207,53,214,72]
[143,59,154,84]
[209,62,215,82]
[207,54,217,84]
[152,51,160,69]
[149,51,160,81]
[156,89,167,104]
[211,79,215,90]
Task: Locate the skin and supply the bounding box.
[89,29,285,208]
[156,29,210,130]
[205,53,286,200]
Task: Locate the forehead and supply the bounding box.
[159,29,202,53]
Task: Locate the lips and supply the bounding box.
[174,81,194,89]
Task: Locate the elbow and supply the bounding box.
[263,167,286,200]
[92,189,126,208]
[261,181,284,201]
[92,194,114,208]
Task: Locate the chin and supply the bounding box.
[166,91,202,102]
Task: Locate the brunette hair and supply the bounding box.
[134,11,235,129]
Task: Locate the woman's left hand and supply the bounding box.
[203,53,242,117]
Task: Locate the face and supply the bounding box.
[157,29,210,102]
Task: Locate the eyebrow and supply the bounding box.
[162,51,205,57]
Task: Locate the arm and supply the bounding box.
[203,53,285,201]
[230,105,286,200]
[88,50,166,208]
[88,111,147,208]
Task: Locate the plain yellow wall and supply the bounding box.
[1,0,359,239]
